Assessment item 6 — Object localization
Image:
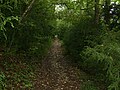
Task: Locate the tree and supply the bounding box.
[95,0,100,24]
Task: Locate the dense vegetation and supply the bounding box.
[56,0,120,90]
[0,0,120,90]
[0,0,55,56]
[0,0,55,89]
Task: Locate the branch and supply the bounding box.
[20,0,35,22]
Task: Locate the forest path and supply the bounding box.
[33,38,82,90]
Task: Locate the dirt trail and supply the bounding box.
[34,38,81,90]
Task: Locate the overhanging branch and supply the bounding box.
[20,0,35,22]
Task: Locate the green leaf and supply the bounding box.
[3,21,6,25]
[7,17,12,21]
[12,16,19,21]
[3,31,7,40]
[10,22,14,28]
[0,0,3,3]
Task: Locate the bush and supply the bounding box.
[80,31,120,90]
[56,20,70,40]
[63,16,101,60]
[63,15,120,89]
[0,0,54,57]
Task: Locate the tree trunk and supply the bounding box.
[104,0,111,25]
[95,0,100,24]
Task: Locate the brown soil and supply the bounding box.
[33,38,82,90]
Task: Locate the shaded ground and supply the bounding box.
[33,38,82,90]
[0,39,107,90]
[0,38,104,90]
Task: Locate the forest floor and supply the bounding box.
[0,38,104,90]
[33,38,101,90]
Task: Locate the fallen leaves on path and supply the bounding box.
[34,38,81,90]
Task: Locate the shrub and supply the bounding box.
[80,31,120,90]
[63,16,101,60]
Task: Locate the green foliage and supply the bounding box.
[0,0,55,57]
[63,10,120,90]
[81,81,99,90]
[55,19,70,40]
[0,0,120,89]
[0,56,35,89]
[14,0,54,56]
[0,16,18,40]
[63,16,101,60]
[79,31,120,90]
[102,1,120,30]
[0,72,6,90]
[0,0,55,88]
[0,0,30,50]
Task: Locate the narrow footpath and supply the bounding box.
[33,38,82,90]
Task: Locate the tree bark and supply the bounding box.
[104,0,111,25]
[95,0,100,24]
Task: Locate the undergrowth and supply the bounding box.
[81,31,120,90]
[0,55,36,90]
[63,16,120,90]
